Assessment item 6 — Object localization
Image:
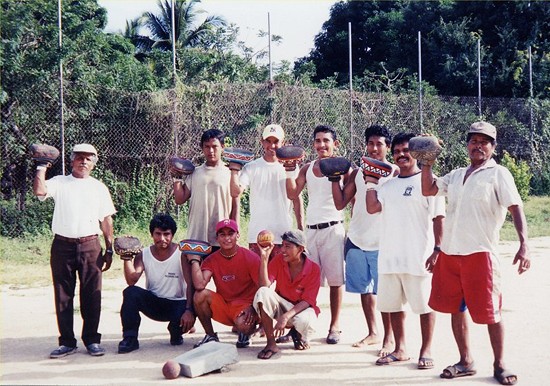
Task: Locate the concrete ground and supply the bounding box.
[1,237,548,385]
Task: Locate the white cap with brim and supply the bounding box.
[72,144,98,156]
[262,124,285,141]
[468,121,497,140]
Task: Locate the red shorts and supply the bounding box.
[429,251,502,324]
[210,292,250,326]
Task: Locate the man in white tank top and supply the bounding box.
[285,125,351,345]
[118,213,195,354]
[331,125,397,357]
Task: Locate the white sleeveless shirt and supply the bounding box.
[142,246,186,301]
[305,161,344,225]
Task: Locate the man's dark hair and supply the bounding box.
[364,125,392,146]
[313,125,337,141]
[391,132,417,154]
[200,129,226,147]
[149,213,177,235]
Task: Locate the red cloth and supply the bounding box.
[201,247,260,304]
[268,254,321,315]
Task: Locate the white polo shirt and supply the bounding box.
[436,159,522,256]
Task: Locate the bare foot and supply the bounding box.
[352,334,381,348]
[378,342,394,357]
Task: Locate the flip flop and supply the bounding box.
[289,328,310,350]
[494,368,517,385]
[418,357,434,370]
[375,353,410,366]
[440,362,477,379]
[257,348,278,360]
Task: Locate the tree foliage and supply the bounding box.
[295,0,550,98]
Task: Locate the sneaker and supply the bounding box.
[236,332,251,348]
[86,343,105,356]
[193,333,219,348]
[170,335,183,346]
[118,337,139,353]
[50,345,77,359]
[326,330,341,345]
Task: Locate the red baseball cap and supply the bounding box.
[215,219,239,234]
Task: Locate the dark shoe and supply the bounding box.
[236,332,251,348]
[170,335,183,346]
[86,343,105,356]
[326,330,341,344]
[118,337,139,353]
[193,333,219,348]
[50,345,77,359]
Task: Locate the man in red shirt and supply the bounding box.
[253,230,321,359]
[187,219,260,348]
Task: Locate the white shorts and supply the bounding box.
[377,273,432,314]
[305,223,345,287]
[253,286,317,341]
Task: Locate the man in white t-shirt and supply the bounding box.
[366,133,445,370]
[118,213,195,354]
[33,143,116,358]
[229,124,303,258]
[173,129,238,250]
[331,125,397,356]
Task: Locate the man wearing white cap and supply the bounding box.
[420,122,531,385]
[33,143,116,358]
[230,124,303,259]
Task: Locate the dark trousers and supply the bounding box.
[50,237,104,347]
[120,286,187,339]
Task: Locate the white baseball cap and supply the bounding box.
[262,124,285,141]
[72,143,98,156]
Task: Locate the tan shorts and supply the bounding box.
[377,273,432,314]
[305,223,345,287]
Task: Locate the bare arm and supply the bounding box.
[292,194,304,230]
[286,163,308,200]
[123,253,144,286]
[173,180,191,205]
[426,215,445,273]
[364,177,382,214]
[33,168,48,197]
[180,253,196,333]
[258,244,274,287]
[99,215,114,272]
[229,169,245,198]
[332,169,358,210]
[273,300,311,332]
[421,163,439,196]
[187,255,212,291]
[509,204,531,274]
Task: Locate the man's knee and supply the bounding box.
[122,285,142,300]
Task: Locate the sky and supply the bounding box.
[97,0,336,63]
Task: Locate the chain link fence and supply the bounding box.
[2,81,548,237]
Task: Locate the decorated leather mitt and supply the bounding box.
[114,236,143,260]
[223,147,255,169]
[319,157,352,182]
[30,144,60,167]
[360,156,393,180]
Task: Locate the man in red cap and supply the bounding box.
[187,219,260,348]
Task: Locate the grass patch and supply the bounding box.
[1,198,548,287]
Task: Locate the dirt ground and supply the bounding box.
[1,237,548,385]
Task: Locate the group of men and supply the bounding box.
[33,120,530,385]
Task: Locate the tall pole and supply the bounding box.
[268,12,273,82]
[418,31,423,133]
[477,38,482,117]
[348,22,353,155]
[529,46,534,142]
[171,0,178,152]
[58,0,66,175]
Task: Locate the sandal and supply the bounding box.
[494,368,517,385]
[440,362,477,379]
[289,327,310,350]
[326,330,341,344]
[257,348,278,360]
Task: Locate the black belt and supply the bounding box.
[306,220,343,230]
[54,234,98,243]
